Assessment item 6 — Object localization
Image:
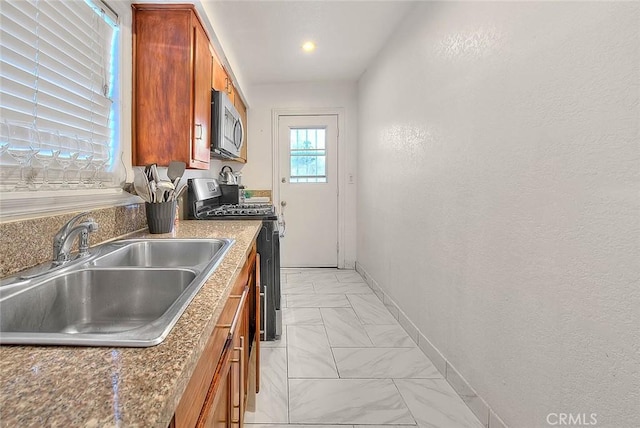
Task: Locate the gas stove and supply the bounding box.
[186,177,282,341]
[187,178,277,220]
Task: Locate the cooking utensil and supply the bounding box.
[155,187,165,203]
[174,183,188,200]
[149,180,157,203]
[144,164,153,182]
[168,161,186,187]
[219,165,237,184]
[134,170,151,202]
[150,163,159,183]
[157,181,175,203]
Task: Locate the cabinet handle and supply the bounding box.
[225,77,232,95]
[231,336,245,425]
[195,123,203,140]
[228,289,248,338]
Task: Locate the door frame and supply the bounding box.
[271,108,346,268]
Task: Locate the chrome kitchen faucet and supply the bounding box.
[52,212,99,266]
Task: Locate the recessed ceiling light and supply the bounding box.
[302,41,316,53]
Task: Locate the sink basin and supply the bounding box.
[2,269,195,334]
[0,238,234,347]
[92,239,227,268]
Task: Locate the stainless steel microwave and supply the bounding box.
[211,90,244,159]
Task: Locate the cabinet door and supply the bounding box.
[230,287,249,428]
[132,5,211,169]
[209,372,229,428]
[197,346,231,428]
[192,17,212,168]
[133,8,191,167]
[254,253,260,393]
[197,291,245,427]
[211,54,227,93]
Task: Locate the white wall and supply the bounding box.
[357,2,639,428]
[241,81,358,267]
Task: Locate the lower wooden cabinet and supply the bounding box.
[197,344,232,428]
[174,244,260,428]
[208,372,230,428]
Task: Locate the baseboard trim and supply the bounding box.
[355,261,508,428]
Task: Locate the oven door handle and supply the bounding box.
[260,291,267,341]
[278,201,286,238]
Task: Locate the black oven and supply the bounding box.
[187,178,281,341]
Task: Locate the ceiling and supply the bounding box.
[200,1,415,87]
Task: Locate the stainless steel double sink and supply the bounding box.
[0,238,234,347]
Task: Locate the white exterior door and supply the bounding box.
[278,115,338,267]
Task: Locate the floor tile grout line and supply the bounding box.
[323,307,375,349]
[360,314,377,346]
[285,324,291,424]
[391,378,419,427]
[344,294,369,326]
[320,305,343,379]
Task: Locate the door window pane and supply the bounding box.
[289,127,327,183]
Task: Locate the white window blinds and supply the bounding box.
[0,0,118,189]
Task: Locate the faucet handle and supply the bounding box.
[55,212,90,239]
[77,219,98,257]
[53,212,90,261]
[80,218,98,232]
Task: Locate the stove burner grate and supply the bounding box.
[205,203,276,217]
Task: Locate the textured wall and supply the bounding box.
[357,2,639,427]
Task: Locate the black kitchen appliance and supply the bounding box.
[187,178,281,341]
[219,183,241,205]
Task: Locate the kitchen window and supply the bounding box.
[0,0,120,193]
[289,128,327,183]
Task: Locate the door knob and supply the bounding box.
[281,177,286,183]
[281,201,287,207]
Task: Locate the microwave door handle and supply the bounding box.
[236,119,243,149]
[234,119,243,150]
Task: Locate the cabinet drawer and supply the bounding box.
[174,292,241,427]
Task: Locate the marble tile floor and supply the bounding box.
[245,269,483,428]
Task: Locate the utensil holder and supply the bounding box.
[145,200,177,234]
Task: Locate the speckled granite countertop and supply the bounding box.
[0,220,262,427]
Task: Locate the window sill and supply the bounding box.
[0,188,144,222]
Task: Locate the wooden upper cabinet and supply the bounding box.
[132,4,212,169]
[212,57,234,101]
[192,21,212,166]
[211,54,227,93]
